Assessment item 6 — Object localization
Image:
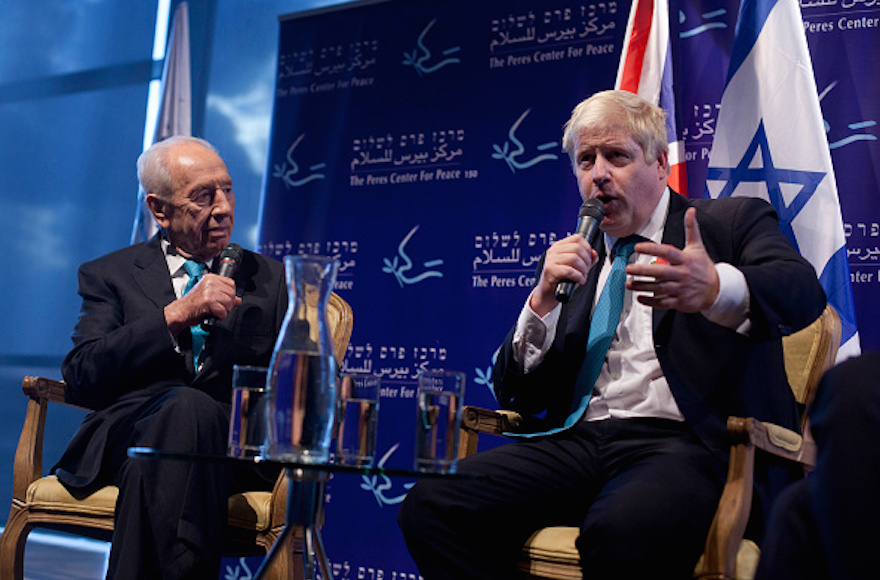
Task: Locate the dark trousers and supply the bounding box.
[756,351,880,580]
[398,418,726,580]
[102,387,275,580]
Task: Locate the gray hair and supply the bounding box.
[562,90,669,172]
[136,135,218,200]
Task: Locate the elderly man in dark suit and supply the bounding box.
[53,136,287,579]
[399,90,826,579]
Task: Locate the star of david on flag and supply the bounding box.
[705,0,859,359]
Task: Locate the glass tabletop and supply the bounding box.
[127,446,478,479]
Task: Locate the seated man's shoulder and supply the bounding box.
[248,248,283,267]
[79,240,157,274]
[833,351,880,378]
[242,249,284,278]
[688,197,779,230]
[691,195,772,213]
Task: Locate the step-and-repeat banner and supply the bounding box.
[255,0,878,576]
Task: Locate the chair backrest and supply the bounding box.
[327,292,353,363]
[782,304,841,427]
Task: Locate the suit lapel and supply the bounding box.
[131,234,199,376]
[132,234,177,309]
[662,190,689,247]
[653,191,690,333]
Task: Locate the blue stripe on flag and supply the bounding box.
[819,245,858,344]
[726,0,778,85]
[706,0,860,356]
[659,38,677,145]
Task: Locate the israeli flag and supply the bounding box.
[130,1,192,245]
[705,0,859,359]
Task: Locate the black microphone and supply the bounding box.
[555,199,605,303]
[202,243,243,328]
[215,243,243,278]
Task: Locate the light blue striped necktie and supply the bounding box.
[502,235,643,439]
[182,260,208,366]
[570,235,641,418]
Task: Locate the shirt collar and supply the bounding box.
[161,236,214,277]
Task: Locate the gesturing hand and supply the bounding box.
[625,208,719,312]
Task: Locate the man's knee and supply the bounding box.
[576,485,719,576]
[162,387,223,414]
[136,388,227,452]
[160,388,226,425]
[399,479,438,536]
[577,517,705,578]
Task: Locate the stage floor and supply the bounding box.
[17,530,109,580]
[10,530,262,580]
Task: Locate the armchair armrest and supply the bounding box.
[458,406,525,459]
[697,417,815,580]
[21,376,68,405]
[727,417,816,468]
[12,377,83,504]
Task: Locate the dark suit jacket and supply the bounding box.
[54,233,287,491]
[494,193,826,460]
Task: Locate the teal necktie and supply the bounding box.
[569,236,641,422]
[182,260,208,367]
[503,235,642,439]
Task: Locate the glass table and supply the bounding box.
[128,446,473,580]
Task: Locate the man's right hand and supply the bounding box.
[164,274,242,336]
[530,234,599,317]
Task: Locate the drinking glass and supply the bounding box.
[336,373,381,466]
[415,369,466,473]
[228,365,268,458]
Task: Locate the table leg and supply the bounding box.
[254,467,331,580]
[311,479,332,578]
[312,524,332,579]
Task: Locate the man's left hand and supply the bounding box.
[624,207,720,312]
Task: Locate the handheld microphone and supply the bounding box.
[215,243,243,278]
[554,199,605,303]
[202,243,243,328]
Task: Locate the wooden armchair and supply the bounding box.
[458,304,841,580]
[0,293,353,580]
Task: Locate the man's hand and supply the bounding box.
[530,234,599,317]
[625,208,719,312]
[164,274,242,336]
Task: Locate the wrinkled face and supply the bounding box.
[573,125,668,238]
[151,142,235,262]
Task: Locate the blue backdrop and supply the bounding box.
[256,0,878,576]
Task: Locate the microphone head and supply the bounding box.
[219,243,243,262]
[204,243,244,328]
[578,198,605,221]
[216,243,243,276]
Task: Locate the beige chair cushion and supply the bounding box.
[523,526,760,580]
[227,491,273,531]
[27,476,117,516]
[519,526,582,580]
[524,526,579,562]
[26,475,272,533]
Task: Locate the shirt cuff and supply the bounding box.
[703,263,751,333]
[512,289,561,373]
